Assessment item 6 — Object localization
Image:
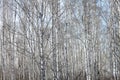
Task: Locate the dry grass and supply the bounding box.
[0,69,119,80]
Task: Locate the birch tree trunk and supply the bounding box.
[52,0,59,79]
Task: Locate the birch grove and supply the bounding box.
[0,0,120,80]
